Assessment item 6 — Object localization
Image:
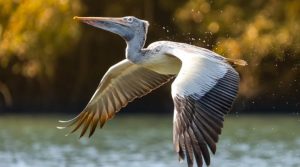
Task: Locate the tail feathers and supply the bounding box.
[226,58,248,66]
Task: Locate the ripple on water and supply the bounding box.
[0,115,299,167]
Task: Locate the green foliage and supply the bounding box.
[0,0,82,78]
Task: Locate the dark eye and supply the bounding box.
[126,17,133,23]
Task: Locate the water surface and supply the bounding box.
[0,114,299,167]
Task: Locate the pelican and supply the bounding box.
[59,16,247,167]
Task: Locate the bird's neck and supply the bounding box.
[125,34,147,64]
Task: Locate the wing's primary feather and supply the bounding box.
[168,48,240,167]
[59,59,174,137]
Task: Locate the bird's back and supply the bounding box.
[140,41,229,75]
[147,41,227,61]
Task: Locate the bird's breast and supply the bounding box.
[142,53,181,75]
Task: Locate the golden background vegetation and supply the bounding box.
[0,0,299,112]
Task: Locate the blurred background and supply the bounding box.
[0,1,299,167]
[0,0,299,114]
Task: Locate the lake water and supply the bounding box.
[0,114,299,167]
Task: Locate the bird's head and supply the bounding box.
[74,16,149,42]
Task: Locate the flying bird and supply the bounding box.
[59,16,247,167]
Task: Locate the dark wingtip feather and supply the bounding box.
[89,119,99,138]
[79,112,95,137]
[69,112,90,135]
[210,144,217,154]
[200,144,210,166]
[178,148,185,162]
[183,132,194,167]
[100,121,106,128]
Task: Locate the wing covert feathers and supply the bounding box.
[59,59,174,137]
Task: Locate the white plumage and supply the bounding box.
[59,16,247,167]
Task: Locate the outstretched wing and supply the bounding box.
[169,48,240,167]
[59,59,174,137]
